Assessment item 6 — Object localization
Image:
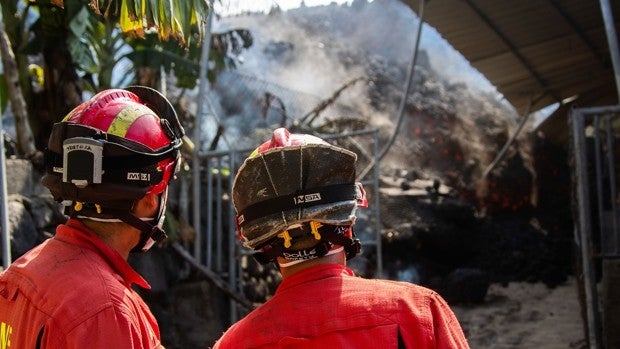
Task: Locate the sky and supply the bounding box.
[214,0,354,15]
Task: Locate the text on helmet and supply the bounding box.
[127,172,151,181]
[294,193,321,205]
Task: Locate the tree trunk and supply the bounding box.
[26,31,83,153]
[0,22,36,158]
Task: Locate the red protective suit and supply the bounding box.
[213,263,469,348]
[0,219,163,349]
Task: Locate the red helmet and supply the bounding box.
[232,128,367,262]
[42,86,185,251]
[247,127,329,156]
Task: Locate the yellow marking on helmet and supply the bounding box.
[278,231,292,248]
[248,148,260,158]
[74,201,83,211]
[107,104,154,137]
[310,221,322,240]
[95,204,102,214]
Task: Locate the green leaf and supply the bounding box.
[68,35,99,74]
[177,0,191,44]
[146,0,158,27]
[125,46,200,88]
[159,0,172,39]
[64,0,92,22]
[68,6,91,38]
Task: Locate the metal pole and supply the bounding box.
[193,0,215,260]
[593,116,606,255]
[1,106,11,268]
[372,130,383,278]
[604,115,618,254]
[215,157,223,271]
[571,109,602,349]
[378,0,426,161]
[599,0,620,101]
[206,161,213,267]
[228,150,238,323]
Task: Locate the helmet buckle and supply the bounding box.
[160,118,177,140]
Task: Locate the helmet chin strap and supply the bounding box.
[111,189,170,253]
[64,189,170,253]
[122,212,167,253]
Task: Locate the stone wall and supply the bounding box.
[1,159,64,262]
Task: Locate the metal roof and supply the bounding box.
[403,0,620,115]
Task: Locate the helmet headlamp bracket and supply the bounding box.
[62,137,104,188]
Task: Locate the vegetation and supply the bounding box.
[0,0,252,159]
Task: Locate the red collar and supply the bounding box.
[55,219,151,289]
[277,263,354,293]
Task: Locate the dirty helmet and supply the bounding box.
[42,86,185,252]
[232,128,367,263]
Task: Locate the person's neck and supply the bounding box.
[80,219,139,260]
[278,250,346,279]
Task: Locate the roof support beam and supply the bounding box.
[599,0,620,102]
[548,0,610,69]
[464,0,562,104]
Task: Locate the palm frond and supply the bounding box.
[89,0,210,47]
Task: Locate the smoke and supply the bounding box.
[211,0,502,141]
[207,0,533,209]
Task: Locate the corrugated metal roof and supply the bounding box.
[403,0,619,114]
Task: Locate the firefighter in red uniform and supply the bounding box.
[212,128,469,349]
[0,86,185,348]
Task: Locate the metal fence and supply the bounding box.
[183,129,382,321]
[571,105,620,349]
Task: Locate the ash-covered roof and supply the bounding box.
[404,0,619,115]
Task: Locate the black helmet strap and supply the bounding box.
[121,210,168,253]
[63,190,170,253]
[44,122,179,191]
[95,190,169,253]
[252,223,360,265]
[237,183,357,228]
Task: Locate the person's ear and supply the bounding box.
[133,193,159,217]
